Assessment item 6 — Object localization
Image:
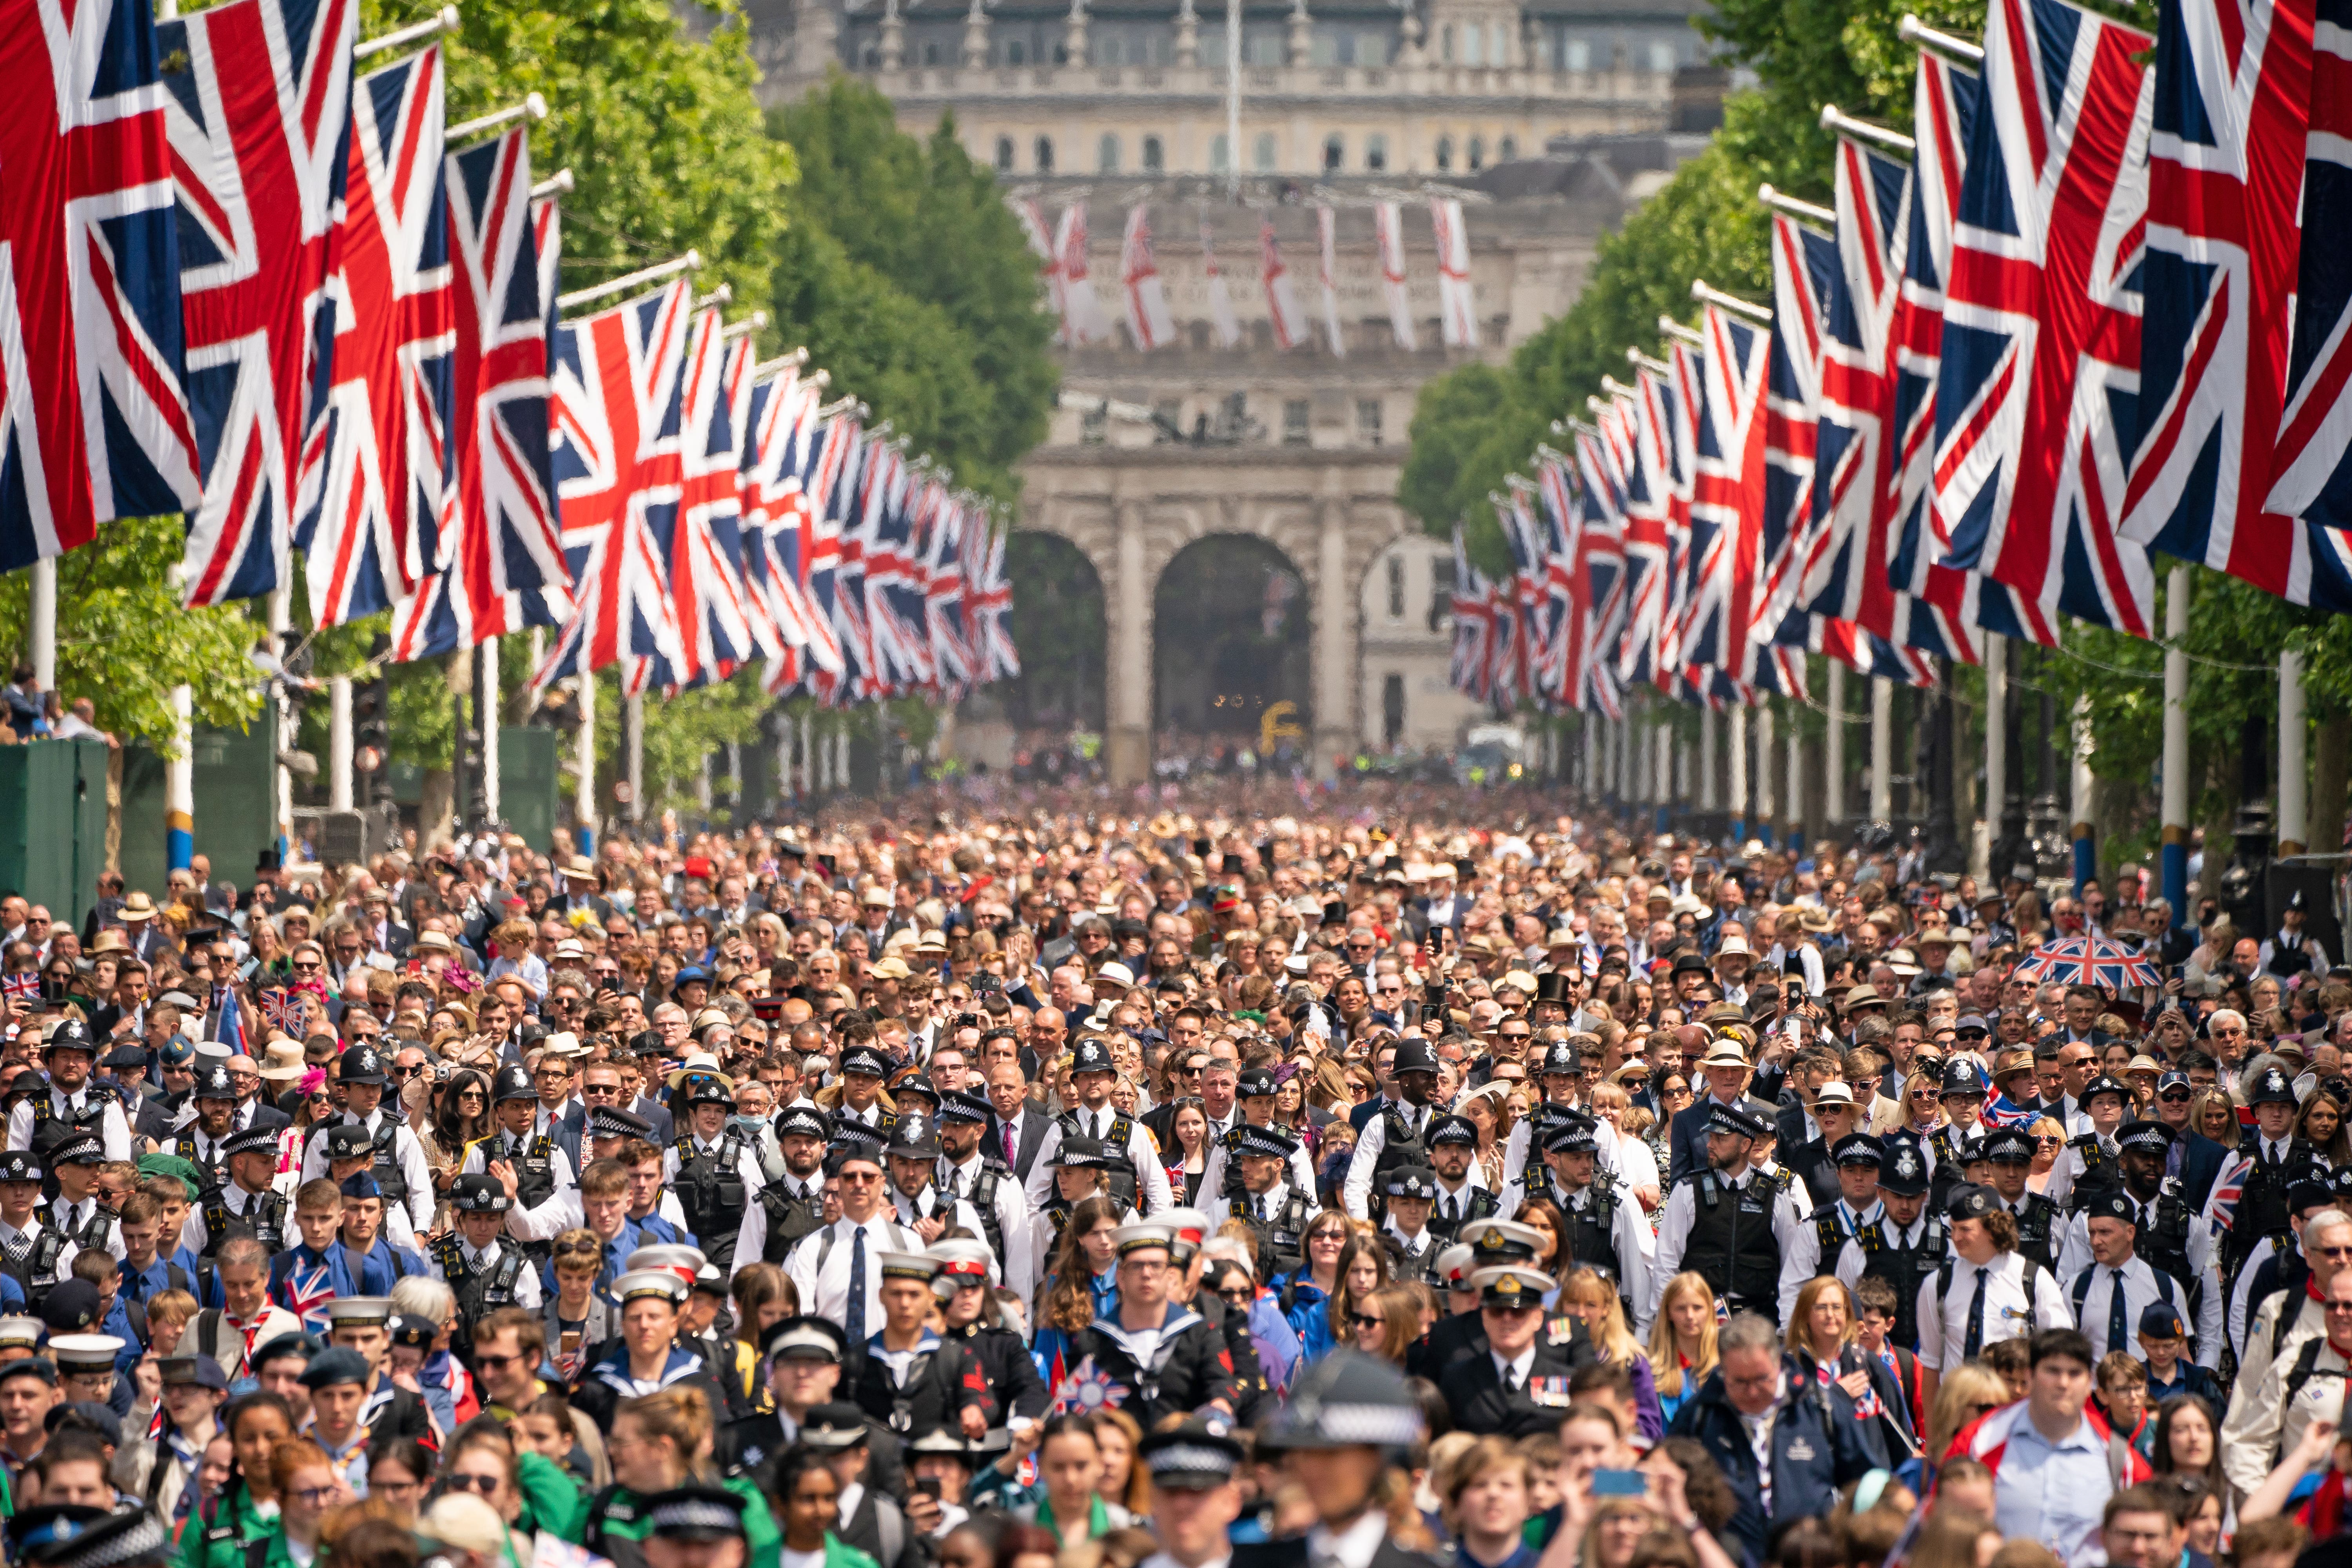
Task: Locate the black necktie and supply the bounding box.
[2108,1268,2129,1352]
[1503,1364,1521,1394]
[1964,1266,1989,1356]
[846,1226,869,1344]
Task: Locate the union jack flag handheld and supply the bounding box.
[531,278,692,695]
[161,0,356,608]
[0,0,201,570]
[0,973,38,1004]
[391,127,571,660]
[1049,1355,1129,1415]
[297,43,455,627]
[1934,0,2158,637]
[2123,0,2352,604]
[283,1257,336,1332]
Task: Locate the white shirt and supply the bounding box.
[783,1214,927,1330]
[2070,1255,2185,1364]
[1490,1344,1537,1390]
[1305,1506,1389,1568]
[1649,1167,1809,1327]
[301,1109,433,1234]
[1911,1251,2072,1372]
[1019,1107,1174,1215]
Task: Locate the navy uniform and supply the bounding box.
[1406,1220,1592,1381]
[1448,1265,1589,1437]
[1651,1099,1809,1327]
[1059,1222,1237,1428]
[851,1249,987,1438]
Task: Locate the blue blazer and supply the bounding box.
[2180,1132,2228,1214]
[1667,1356,1881,1564]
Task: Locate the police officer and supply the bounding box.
[462,1065,577,1244]
[6,1021,131,1162]
[1978,1126,2063,1277]
[2045,1073,2135,1214]
[298,1044,431,1237]
[1777,1133,1885,1322]
[183,1125,289,1256]
[667,1072,768,1274]
[1499,1042,1593,1191]
[884,1116,995,1269]
[1425,1114,1499,1241]
[1498,1118,1583,1221]
[934,1090,1032,1304]
[1928,1061,1991,1214]
[0,1149,73,1308]
[1651,1101,1808,1327]
[738,1105,831,1269]
[432,1172,541,1358]
[1378,1168,1444,1285]
[1251,1353,1450,1568]
[1539,1117,1652,1329]
[1227,1123,1318,1281]
[1029,1136,1130,1274]
[2211,1063,2321,1289]
[1833,1136,1948,1353]
[1022,1037,1172,1216]
[169,1065,241,1187]
[2055,1119,2224,1362]
[1343,1039,1446,1220]
[1197,1068,1317,1211]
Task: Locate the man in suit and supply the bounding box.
[533,1048,588,1176]
[1448,1263,1597,1436]
[549,857,614,925]
[588,1058,671,1149]
[1668,1036,1778,1188]
[984,1060,1049,1182]
[2154,1068,2229,1210]
[226,1054,293,1134]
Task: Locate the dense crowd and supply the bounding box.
[0,784,2337,1568]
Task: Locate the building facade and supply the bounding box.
[724,0,1710,779]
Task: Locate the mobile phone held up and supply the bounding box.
[1591,1469,1648,1498]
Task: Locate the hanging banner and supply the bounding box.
[1201,213,1242,347]
[1432,196,1478,347]
[1261,218,1307,350]
[1120,203,1175,350]
[1375,201,1417,350]
[1316,204,1346,358]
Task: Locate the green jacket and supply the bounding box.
[819,1535,881,1568]
[588,1475,782,1568]
[515,1450,589,1544]
[178,1482,274,1568]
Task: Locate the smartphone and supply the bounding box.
[913,1477,944,1500]
[1222,853,1245,875]
[1592,1470,1648,1498]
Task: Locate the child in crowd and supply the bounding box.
[2136,1303,2221,1407]
[2094,1352,2154,1466]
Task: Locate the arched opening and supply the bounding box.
[1154,535,1312,759]
[993,532,1106,741]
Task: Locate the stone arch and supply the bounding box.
[1152,533,1314,751]
[996,532,1106,733]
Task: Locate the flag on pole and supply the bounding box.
[1261,218,1307,350]
[296,44,454,627]
[1054,203,1107,347]
[1014,197,1069,342]
[2266,17,2352,532]
[1432,197,1478,347]
[1316,204,1346,357]
[0,0,201,571]
[740,363,824,676]
[162,0,356,608]
[1375,201,1418,350]
[388,126,570,661]
[2122,0,2352,605]
[1120,203,1174,350]
[1934,0,2159,637]
[1200,212,1241,348]
[643,305,756,691]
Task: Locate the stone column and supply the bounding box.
[1313,492,1355,779]
[1755,704,1775,844]
[880,0,906,68]
[1106,501,1152,785]
[1287,0,1311,64]
[1698,707,1718,811]
[1174,0,1199,65]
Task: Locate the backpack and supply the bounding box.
[2281,1335,2352,1409]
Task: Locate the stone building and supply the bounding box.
[718,0,1714,780]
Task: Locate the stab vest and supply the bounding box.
[759,1181,827,1266]
[1567,1175,1626,1285]
[1229,1186,1310,1278]
[1680,1171,1781,1319]
[1860,1216,1949,1351]
[675,1130,751,1269]
[198,1184,286,1256]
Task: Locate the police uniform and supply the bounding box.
[1018,1040,1174,1216]
[168,1066,243,1189]
[1777,1134,1886,1322]
[1221,1123,1319,1280]
[732,1105,833,1272]
[664,1075,769,1275]
[1831,1138,1951,1352]
[2040,1075,2135,1216]
[1196,1069,1321,1212]
[4,1021,133,1163]
[933,1091,1033,1303]
[1978,1127,2064,1277]
[298,1047,432,1235]
[881,1116,999,1279]
[432,1173,543,1347]
[1539,1117,1654,1328]
[1342,1040,1448,1220]
[464,1065,582,1249]
[2207,1068,2323,1287]
[1423,1114,1501,1241]
[2056,1123,2225,1364]
[1377,1167,1445,1285]
[0,1151,74,1310]
[1911,1183,2069,1372]
[1651,1100,1809,1327]
[183,1125,291,1257]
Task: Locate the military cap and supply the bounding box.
[588,1106,652,1143]
[39,1283,98,1334]
[325,1297,391,1329]
[450,1173,511,1214]
[0,1359,54,1387]
[931,1238,996,1284]
[0,1152,43,1185]
[1945,1183,1996,1221]
[644,1486,748,1543]
[2139,1302,2187,1340]
[613,1269,689,1305]
[1544,1118,1601,1156]
[1473,1265,1554,1309]
[159,1354,228,1392]
[1463,1220,1546,1263]
[763,1316,846,1363]
[1232,1124,1295,1162]
[0,1318,40,1351]
[2082,1190,2138,1226]
[222,1126,277,1161]
[906,1428,975,1466]
[1426,1113,1479,1147]
[46,1336,122,1374]
[798,1403,874,1451]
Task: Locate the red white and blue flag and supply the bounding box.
[1933,0,2158,637]
[738,361,822,686]
[639,305,756,692]
[532,278,691,693]
[296,44,453,627]
[161,0,355,608]
[0,0,201,570]
[2265,0,2352,532]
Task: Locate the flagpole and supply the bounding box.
[2161,567,2191,909]
[556,250,701,314]
[1826,662,1846,829]
[1730,705,1748,844]
[1225,0,1241,198]
[1869,677,1893,822]
[353,4,458,60]
[1983,633,2006,881]
[576,671,597,851]
[28,560,54,706]
[330,676,353,811]
[1755,703,1775,847]
[2279,652,2307,857]
[2072,690,2099,889]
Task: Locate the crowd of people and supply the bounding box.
[0,778,2339,1568]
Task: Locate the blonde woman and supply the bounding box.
[1559,1267,1662,1441]
[1589,1081,1661,1211]
[1647,1271,1719,1426]
[1785,1275,1917,1463]
[1915,1362,2012,1490]
[2027,1115,2069,1192]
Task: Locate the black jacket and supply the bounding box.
[940,1321,1049,1426]
[1406,1304,1592,1382]
[718,1409,907,1502]
[851,1333,985,1437]
[1445,1334,1594,1437]
[1065,1306,1236,1428]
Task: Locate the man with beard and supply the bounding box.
[1423,1114,1499,1241]
[1652,1101,1809,1328]
[881,1118,996,1275]
[2054,1120,2224,1363]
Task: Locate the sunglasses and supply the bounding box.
[1352,1313,1386,1331]
[552,1239,601,1257]
[443,1473,503,1496]
[2160,1090,2192,1102]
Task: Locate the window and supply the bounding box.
[1034,135,1054,172]
[860,41,879,66]
[1430,554,1456,630]
[1358,29,1388,64]
[995,135,1014,170]
[1143,136,1163,171]
[1467,135,1485,171]
[1441,23,1454,60]
[1382,673,1406,744]
[1462,22,1482,63]
[922,40,940,64]
[1253,131,1278,171]
[1282,400,1310,445]
[1249,31,1283,64]
[1365,132,1388,171]
[1323,134,1344,171]
[1387,554,1406,618]
[1490,22,1509,63]
[1435,135,1453,171]
[1648,38,1678,70]
[1098,133,1120,172]
[1564,37,1590,68]
[1498,135,1517,161]
[1210,132,1230,171]
[1312,30,1339,64]
[1006,38,1025,64]
[1358,398,1383,447]
[1096,34,1118,63]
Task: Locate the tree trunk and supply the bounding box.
[2314,714,2351,859]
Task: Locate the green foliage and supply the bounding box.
[0,518,261,748]
[767,77,1059,503]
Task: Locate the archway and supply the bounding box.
[997,532,1106,737]
[1153,534,1312,760]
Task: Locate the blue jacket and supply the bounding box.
[1665,1354,1880,1564]
[1276,1273,1337,1363]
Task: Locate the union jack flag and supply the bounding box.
[295,44,454,627]
[924,489,974,691]
[1796,132,1977,662]
[531,279,691,695]
[1935,0,2159,636]
[2123,0,2352,603]
[0,973,39,1003]
[1614,382,1673,686]
[1650,350,1698,687]
[389,127,570,660]
[2266,1,2352,530]
[718,337,789,668]
[281,1257,336,1331]
[738,362,818,684]
[1570,434,1628,717]
[780,410,857,699]
[161,0,356,607]
[1683,305,1808,697]
[0,0,201,569]
[967,519,1018,683]
[1982,1090,2042,1129]
[1888,47,2062,648]
[1450,525,1496,702]
[2202,1157,2248,1236]
[1532,458,1580,706]
[641,306,755,692]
